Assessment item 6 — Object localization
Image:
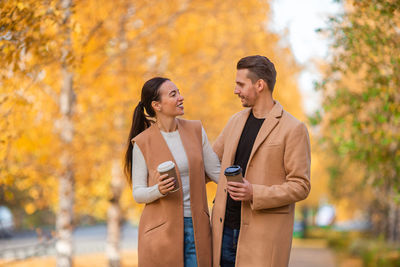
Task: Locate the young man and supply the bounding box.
[211,55,311,267]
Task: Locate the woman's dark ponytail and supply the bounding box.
[124,77,170,185]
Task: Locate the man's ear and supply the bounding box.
[151,100,161,112]
[256,79,266,93]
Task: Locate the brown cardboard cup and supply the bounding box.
[157,161,180,192]
[224,165,244,183]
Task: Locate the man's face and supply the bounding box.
[234,69,258,107]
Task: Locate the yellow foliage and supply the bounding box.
[25,203,36,215]
[1,0,306,225]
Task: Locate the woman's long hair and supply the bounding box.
[124,77,170,185]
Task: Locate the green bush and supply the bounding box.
[349,238,400,267]
[311,228,400,267]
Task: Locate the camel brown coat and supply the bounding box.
[132,119,212,267]
[211,101,311,267]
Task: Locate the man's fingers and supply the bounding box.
[227,181,245,187]
[230,193,244,198]
[226,179,252,201]
[230,194,244,201]
[227,186,245,193]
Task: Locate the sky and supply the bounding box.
[270,0,343,115]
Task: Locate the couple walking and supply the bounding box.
[124,55,311,267]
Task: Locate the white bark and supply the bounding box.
[106,4,131,266]
[56,0,75,266]
[106,160,124,267]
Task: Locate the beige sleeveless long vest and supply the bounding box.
[132,118,212,267]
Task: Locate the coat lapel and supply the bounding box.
[246,101,283,172]
[227,108,251,165]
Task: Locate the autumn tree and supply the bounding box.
[56,0,76,266]
[2,2,305,267]
[0,0,63,227]
[2,1,80,265]
[314,0,400,242]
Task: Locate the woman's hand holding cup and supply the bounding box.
[157,161,180,195]
[157,173,176,195]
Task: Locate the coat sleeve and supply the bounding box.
[251,122,311,210]
[212,117,233,161]
[202,126,221,183]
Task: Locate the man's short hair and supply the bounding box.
[237,55,277,93]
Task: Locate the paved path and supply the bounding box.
[2,226,337,267]
[0,224,138,257]
[289,247,336,267]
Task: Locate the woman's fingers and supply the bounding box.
[160,177,175,185]
[158,177,175,194]
[162,180,175,189]
[158,174,169,183]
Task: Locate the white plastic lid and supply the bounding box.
[157,161,175,172]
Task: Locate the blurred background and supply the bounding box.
[0,0,399,266]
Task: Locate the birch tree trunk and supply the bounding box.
[106,160,124,267]
[106,4,130,266]
[56,0,75,266]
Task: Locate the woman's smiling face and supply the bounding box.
[156,80,184,117]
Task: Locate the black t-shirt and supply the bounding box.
[224,111,265,229]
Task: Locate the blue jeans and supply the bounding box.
[184,217,198,267]
[220,226,240,267]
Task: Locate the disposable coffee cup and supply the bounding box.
[224,165,244,183]
[157,161,180,192]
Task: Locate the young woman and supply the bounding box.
[124,77,220,267]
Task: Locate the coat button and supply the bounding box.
[220,218,222,223]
